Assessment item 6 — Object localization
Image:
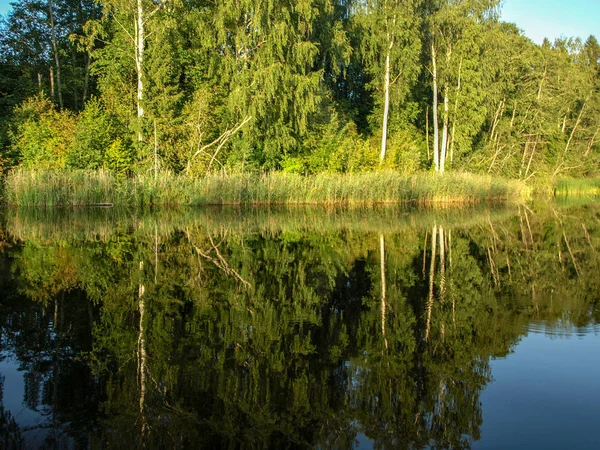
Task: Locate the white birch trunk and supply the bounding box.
[380,48,392,163]
[50,66,54,98]
[440,84,449,174]
[136,0,145,144]
[432,43,439,173]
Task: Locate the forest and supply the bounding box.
[0,0,599,185]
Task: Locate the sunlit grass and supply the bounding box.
[3,169,526,207]
[554,178,600,198]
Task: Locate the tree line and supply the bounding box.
[1,0,599,179]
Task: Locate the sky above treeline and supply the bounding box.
[0,0,598,46]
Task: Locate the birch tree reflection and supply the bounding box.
[0,204,598,448]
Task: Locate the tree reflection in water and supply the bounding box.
[0,204,598,448]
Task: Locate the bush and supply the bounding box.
[10,95,75,169]
[104,138,134,175]
[382,128,426,174]
[67,98,116,169]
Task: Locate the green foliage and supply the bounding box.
[0,0,599,181]
[382,128,426,174]
[554,178,600,197]
[358,0,423,132]
[9,95,75,169]
[67,98,115,169]
[103,138,133,175]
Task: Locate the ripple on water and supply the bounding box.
[524,319,600,338]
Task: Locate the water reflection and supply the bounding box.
[0,204,598,449]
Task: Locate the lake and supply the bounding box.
[0,203,599,449]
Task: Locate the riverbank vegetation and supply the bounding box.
[554,178,600,198]
[3,168,524,207]
[0,0,599,204]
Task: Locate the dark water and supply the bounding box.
[0,204,599,449]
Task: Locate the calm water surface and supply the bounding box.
[0,204,599,449]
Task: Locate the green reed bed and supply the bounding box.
[191,171,523,205]
[554,178,600,198]
[3,169,525,207]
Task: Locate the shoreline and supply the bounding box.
[1,169,528,208]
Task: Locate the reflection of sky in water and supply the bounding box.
[0,356,48,446]
[5,327,598,449]
[349,323,600,450]
[477,328,600,449]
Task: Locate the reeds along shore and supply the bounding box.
[2,169,526,207]
[554,178,600,198]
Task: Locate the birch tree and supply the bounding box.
[359,0,422,163]
[428,0,500,173]
[94,0,166,152]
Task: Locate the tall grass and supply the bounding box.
[554,178,600,198]
[3,168,525,207]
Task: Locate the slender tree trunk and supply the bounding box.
[510,101,517,129]
[82,1,95,103]
[50,67,55,98]
[563,98,587,157]
[69,5,79,110]
[525,140,538,178]
[71,48,79,110]
[426,105,430,161]
[449,59,462,164]
[440,84,449,174]
[537,67,546,101]
[135,0,145,144]
[48,0,63,109]
[83,53,91,102]
[380,45,392,163]
[422,230,428,276]
[432,43,439,173]
[440,45,452,174]
[37,73,42,93]
[584,127,599,157]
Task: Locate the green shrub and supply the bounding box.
[10,95,75,169]
[67,98,115,169]
[104,138,134,175]
[382,129,426,174]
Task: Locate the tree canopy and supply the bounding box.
[1,0,599,178]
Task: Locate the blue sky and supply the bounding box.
[0,0,598,45]
[501,0,599,44]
